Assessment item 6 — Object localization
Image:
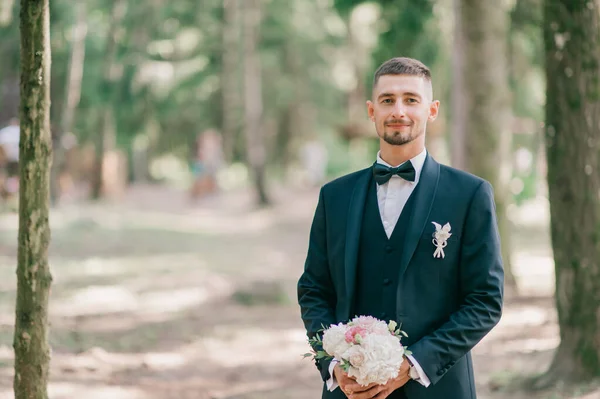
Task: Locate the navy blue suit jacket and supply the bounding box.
[297,155,504,399]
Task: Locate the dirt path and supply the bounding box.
[0,184,597,399]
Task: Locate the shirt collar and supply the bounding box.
[376,148,427,184]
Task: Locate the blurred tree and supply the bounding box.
[243,0,269,205]
[91,0,127,199]
[221,0,241,163]
[454,0,517,290]
[51,2,87,204]
[539,0,600,386]
[508,0,545,205]
[450,0,466,169]
[14,0,53,397]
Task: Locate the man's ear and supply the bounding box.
[366,100,375,121]
[429,100,440,121]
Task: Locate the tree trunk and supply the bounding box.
[450,0,466,170]
[537,0,600,386]
[458,0,518,291]
[347,11,368,128]
[14,0,53,397]
[51,2,86,205]
[243,0,269,206]
[276,36,308,168]
[91,0,126,200]
[222,0,241,163]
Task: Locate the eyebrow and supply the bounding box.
[377,92,422,100]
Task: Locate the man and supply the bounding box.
[297,57,503,399]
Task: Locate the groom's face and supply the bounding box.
[367,74,439,147]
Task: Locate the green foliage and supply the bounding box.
[34,0,347,168]
[371,1,438,67]
[0,0,548,191]
[333,0,439,92]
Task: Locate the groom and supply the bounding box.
[297,57,504,399]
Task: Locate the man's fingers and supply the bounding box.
[345,381,377,393]
[371,391,390,399]
[348,384,385,399]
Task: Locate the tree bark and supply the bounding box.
[538,0,600,385]
[14,0,53,397]
[243,0,269,206]
[51,2,86,205]
[450,0,466,170]
[91,0,126,200]
[222,0,241,163]
[276,35,308,167]
[457,0,518,290]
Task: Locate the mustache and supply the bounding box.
[385,120,412,126]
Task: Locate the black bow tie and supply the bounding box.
[372,161,416,185]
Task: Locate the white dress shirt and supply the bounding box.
[327,148,431,391]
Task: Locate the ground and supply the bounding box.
[0,184,598,399]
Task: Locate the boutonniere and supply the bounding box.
[432,222,452,258]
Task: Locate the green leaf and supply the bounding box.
[340,362,351,372]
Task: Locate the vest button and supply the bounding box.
[381,312,388,320]
[383,278,391,285]
[385,245,393,253]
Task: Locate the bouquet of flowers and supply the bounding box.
[304,316,411,386]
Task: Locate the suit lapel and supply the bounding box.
[343,168,371,318]
[398,154,440,281]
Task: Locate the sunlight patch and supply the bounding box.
[55,286,138,316]
[49,383,146,399]
[196,327,311,368]
[0,384,145,399]
[139,288,210,314]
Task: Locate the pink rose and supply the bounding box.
[345,326,367,343]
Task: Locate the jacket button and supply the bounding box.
[437,370,444,376]
[385,245,393,253]
[383,278,391,285]
[381,312,388,319]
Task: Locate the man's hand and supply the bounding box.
[344,357,411,399]
[334,364,362,398]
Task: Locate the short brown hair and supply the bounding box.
[373,57,432,87]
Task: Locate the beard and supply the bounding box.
[380,126,423,146]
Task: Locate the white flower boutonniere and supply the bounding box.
[432,222,452,258]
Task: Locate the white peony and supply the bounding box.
[322,323,351,359]
[349,316,390,336]
[346,333,405,386]
[342,345,367,367]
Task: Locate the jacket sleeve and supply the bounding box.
[297,187,337,381]
[408,181,504,385]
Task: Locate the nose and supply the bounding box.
[391,102,406,118]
